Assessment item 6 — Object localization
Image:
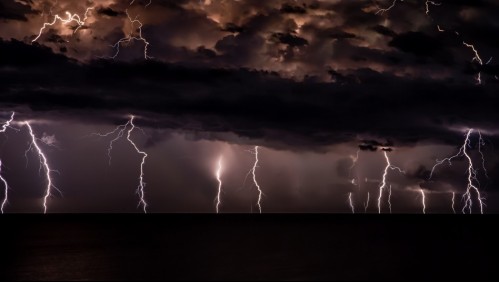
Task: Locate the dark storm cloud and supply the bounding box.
[1,39,499,151]
[96,7,125,17]
[0,0,37,21]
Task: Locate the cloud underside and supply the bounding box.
[1,39,498,150]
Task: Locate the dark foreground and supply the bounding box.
[0,214,497,280]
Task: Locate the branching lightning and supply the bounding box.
[348,192,355,214]
[376,0,401,15]
[25,122,60,214]
[215,156,223,213]
[109,9,151,59]
[92,116,149,213]
[377,151,404,214]
[32,7,93,43]
[429,129,485,214]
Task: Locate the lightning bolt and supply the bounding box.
[420,188,426,214]
[425,1,441,15]
[388,185,393,214]
[250,146,264,214]
[25,122,60,214]
[92,116,148,213]
[376,0,401,15]
[429,129,485,214]
[348,192,355,214]
[364,192,370,213]
[463,42,484,84]
[32,7,93,43]
[377,151,404,214]
[0,161,9,214]
[0,112,16,213]
[109,9,151,60]
[215,156,223,213]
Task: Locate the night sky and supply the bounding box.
[1,0,499,213]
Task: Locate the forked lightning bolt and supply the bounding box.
[425,1,441,15]
[32,8,93,42]
[92,116,148,213]
[376,0,401,15]
[0,112,16,213]
[429,129,485,214]
[25,122,60,214]
[110,9,151,59]
[215,156,223,213]
[377,151,404,214]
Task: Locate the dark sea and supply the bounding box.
[0,214,496,280]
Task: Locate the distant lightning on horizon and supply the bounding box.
[25,121,60,214]
[0,112,16,213]
[92,116,149,213]
[429,129,486,214]
[215,156,223,213]
[378,151,404,214]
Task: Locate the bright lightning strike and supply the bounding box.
[32,8,93,43]
[25,122,60,214]
[420,188,426,214]
[0,112,16,213]
[377,151,404,214]
[92,116,149,213]
[429,129,485,214]
[463,42,484,84]
[109,9,151,60]
[249,146,264,213]
[348,192,355,214]
[215,156,223,213]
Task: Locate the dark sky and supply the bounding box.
[0,0,498,213]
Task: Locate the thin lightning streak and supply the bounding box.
[429,129,485,214]
[463,42,484,84]
[92,116,148,213]
[250,146,264,213]
[0,112,16,213]
[131,0,152,7]
[437,25,445,32]
[388,185,392,214]
[215,156,223,213]
[364,192,370,213]
[0,161,9,214]
[349,150,360,187]
[109,9,151,59]
[127,117,148,213]
[25,122,59,214]
[348,192,355,214]
[32,8,93,43]
[451,192,456,214]
[420,188,426,214]
[377,151,404,214]
[425,1,441,15]
[376,0,401,15]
